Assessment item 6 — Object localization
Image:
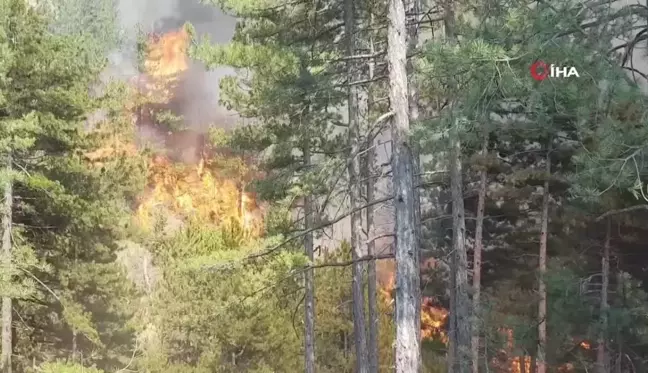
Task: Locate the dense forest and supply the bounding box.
[2,0,648,372]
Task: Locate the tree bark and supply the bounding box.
[344,0,369,370]
[304,140,316,373]
[596,218,610,373]
[365,11,379,373]
[406,1,422,342]
[537,145,550,373]
[1,153,12,373]
[447,261,456,373]
[471,136,488,373]
[365,139,379,373]
[388,0,421,370]
[450,128,471,373]
[72,330,77,362]
[615,261,623,373]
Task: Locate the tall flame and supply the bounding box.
[380,271,448,343]
[135,27,190,105]
[131,28,263,236]
[145,28,189,80]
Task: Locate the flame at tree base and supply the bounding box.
[380,271,449,343]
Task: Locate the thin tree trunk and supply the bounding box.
[365,145,379,373]
[344,0,368,370]
[365,11,379,373]
[615,262,623,373]
[406,1,422,343]
[72,331,77,361]
[443,6,465,373]
[450,128,471,373]
[471,136,488,373]
[388,0,420,370]
[520,356,527,373]
[596,219,610,373]
[448,262,456,373]
[537,145,551,373]
[1,153,12,373]
[304,140,316,373]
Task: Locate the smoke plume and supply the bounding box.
[107,0,238,130]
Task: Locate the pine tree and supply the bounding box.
[0,0,146,370]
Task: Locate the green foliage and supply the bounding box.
[34,361,104,373]
[0,0,146,370]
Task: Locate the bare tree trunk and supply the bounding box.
[304,140,316,373]
[72,331,77,361]
[471,136,488,373]
[450,129,471,373]
[406,2,422,341]
[365,143,379,373]
[1,154,12,373]
[615,261,623,373]
[344,0,368,370]
[537,145,550,373]
[520,356,527,373]
[447,263,456,373]
[596,218,610,373]
[388,0,420,370]
[365,11,379,373]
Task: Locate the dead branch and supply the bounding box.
[595,205,648,222]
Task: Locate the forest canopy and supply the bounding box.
[1,0,648,372]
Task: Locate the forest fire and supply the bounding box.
[135,155,261,233]
[380,272,449,343]
[130,27,262,234]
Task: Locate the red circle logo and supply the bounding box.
[530,61,549,81]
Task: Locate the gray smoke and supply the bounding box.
[107,0,238,129]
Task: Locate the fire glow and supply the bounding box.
[129,27,262,234]
[380,271,449,343]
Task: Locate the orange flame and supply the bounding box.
[135,28,190,105]
[380,271,448,343]
[135,155,262,234]
[145,28,189,79]
[131,28,263,235]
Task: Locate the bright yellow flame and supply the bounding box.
[137,28,190,104]
[135,155,263,235]
[144,28,189,79]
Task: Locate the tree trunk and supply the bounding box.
[72,330,77,361]
[537,146,550,373]
[365,11,379,373]
[448,262,456,373]
[388,0,420,370]
[406,1,422,341]
[596,219,610,373]
[615,261,623,373]
[344,0,368,370]
[520,356,527,373]
[365,141,379,373]
[304,140,316,373]
[471,136,488,373]
[450,129,471,373]
[1,154,12,373]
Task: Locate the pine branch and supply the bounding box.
[595,205,648,222]
[303,254,395,270]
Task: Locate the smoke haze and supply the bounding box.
[108,0,238,128]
